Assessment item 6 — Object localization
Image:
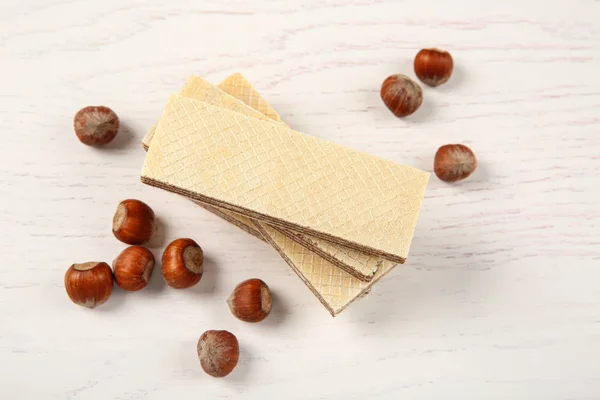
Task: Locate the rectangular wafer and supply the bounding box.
[141,95,429,263]
[144,75,380,281]
[142,74,413,315]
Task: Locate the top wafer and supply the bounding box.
[143,75,381,281]
[141,95,429,262]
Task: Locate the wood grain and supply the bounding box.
[0,0,599,398]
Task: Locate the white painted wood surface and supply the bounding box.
[1,0,599,398]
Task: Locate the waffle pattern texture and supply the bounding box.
[141,74,429,315]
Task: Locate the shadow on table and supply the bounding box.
[261,288,290,327]
[345,213,499,329]
[186,253,220,296]
[147,216,169,250]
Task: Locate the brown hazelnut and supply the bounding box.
[64,262,113,308]
[197,330,239,378]
[162,238,203,289]
[113,246,155,291]
[380,74,423,117]
[434,144,477,182]
[73,106,119,146]
[227,278,272,323]
[112,199,156,245]
[414,48,454,87]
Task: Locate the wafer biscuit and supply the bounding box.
[142,94,429,263]
[143,75,380,281]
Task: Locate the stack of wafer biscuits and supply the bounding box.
[141,74,429,316]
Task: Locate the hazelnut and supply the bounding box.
[227,278,272,323]
[73,106,119,146]
[197,330,239,378]
[112,199,156,245]
[162,238,203,289]
[434,144,477,182]
[414,48,454,87]
[113,246,155,291]
[64,262,113,308]
[380,74,423,117]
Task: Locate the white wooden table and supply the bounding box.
[1,1,599,398]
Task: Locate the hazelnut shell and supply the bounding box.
[113,246,155,291]
[414,48,454,87]
[161,238,203,289]
[227,278,272,323]
[434,144,477,182]
[380,74,423,117]
[112,199,156,245]
[64,262,113,308]
[73,106,119,146]
[197,330,239,378]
